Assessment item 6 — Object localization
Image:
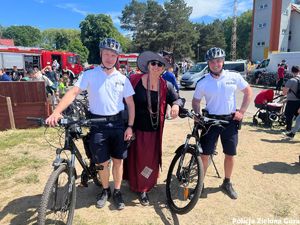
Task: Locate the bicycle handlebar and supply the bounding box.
[26,116,111,128]
[179,109,230,126]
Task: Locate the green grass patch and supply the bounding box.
[0,127,60,150]
[0,128,46,150]
[0,154,45,179]
[15,173,39,184]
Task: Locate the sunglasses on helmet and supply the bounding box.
[149,61,164,67]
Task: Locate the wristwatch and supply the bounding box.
[127,125,133,129]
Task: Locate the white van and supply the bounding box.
[180,60,247,89]
[253,51,300,74]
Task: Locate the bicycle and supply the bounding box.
[27,116,119,225]
[165,109,229,214]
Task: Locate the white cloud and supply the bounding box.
[185,0,253,20]
[34,0,45,3]
[106,11,122,25]
[55,3,89,16]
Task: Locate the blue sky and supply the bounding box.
[0,0,253,33]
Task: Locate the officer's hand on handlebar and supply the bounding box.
[170,104,179,119]
[45,112,63,127]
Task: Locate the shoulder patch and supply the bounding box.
[196,75,206,84]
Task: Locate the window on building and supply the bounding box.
[259,3,268,9]
[261,42,265,46]
[289,31,292,40]
[257,42,261,46]
[258,23,267,29]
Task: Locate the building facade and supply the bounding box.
[251,0,300,61]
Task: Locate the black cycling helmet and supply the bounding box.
[99,38,122,55]
[205,47,226,61]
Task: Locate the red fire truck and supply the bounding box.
[118,53,139,72]
[0,45,83,78]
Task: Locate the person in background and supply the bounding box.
[275,63,285,95]
[283,106,300,139]
[11,66,22,81]
[192,47,252,199]
[45,38,135,211]
[124,51,183,206]
[254,89,274,109]
[42,65,59,90]
[57,77,67,99]
[282,65,300,131]
[161,51,179,120]
[0,68,12,81]
[52,59,60,72]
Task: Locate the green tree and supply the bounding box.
[158,0,198,59]
[136,0,164,51]
[120,0,147,40]
[236,10,252,60]
[120,0,197,59]
[222,10,252,60]
[67,38,89,64]
[0,25,5,38]
[3,25,41,46]
[80,14,126,64]
[196,20,227,61]
[41,29,81,50]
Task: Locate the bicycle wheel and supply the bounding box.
[166,146,204,214]
[38,164,76,225]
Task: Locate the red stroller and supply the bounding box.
[252,89,286,127]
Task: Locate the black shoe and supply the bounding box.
[138,192,149,206]
[113,190,125,210]
[96,188,111,208]
[220,181,238,199]
[282,131,295,139]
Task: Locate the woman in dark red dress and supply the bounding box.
[125,51,183,206]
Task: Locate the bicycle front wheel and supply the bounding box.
[166,146,204,214]
[38,164,76,225]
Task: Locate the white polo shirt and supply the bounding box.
[75,66,135,115]
[193,70,248,115]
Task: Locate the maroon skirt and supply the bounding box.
[124,130,161,192]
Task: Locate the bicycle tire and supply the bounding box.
[38,164,76,225]
[166,145,204,214]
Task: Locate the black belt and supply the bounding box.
[207,114,234,121]
[89,112,122,122]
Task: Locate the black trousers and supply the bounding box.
[284,100,300,131]
[276,78,284,91]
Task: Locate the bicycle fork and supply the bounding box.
[52,148,76,211]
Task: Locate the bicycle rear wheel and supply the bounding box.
[38,164,76,225]
[166,146,204,214]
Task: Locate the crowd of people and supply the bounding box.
[0,63,70,104]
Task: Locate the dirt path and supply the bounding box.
[0,118,300,225]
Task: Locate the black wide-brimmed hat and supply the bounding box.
[137,51,171,73]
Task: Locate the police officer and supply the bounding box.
[192,47,252,199]
[46,38,135,210]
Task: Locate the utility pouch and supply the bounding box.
[236,120,242,130]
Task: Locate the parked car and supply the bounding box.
[180,62,207,88]
[180,60,247,89]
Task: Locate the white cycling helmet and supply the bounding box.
[99,38,122,54]
[205,47,226,61]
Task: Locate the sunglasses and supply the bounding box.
[150,61,164,67]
